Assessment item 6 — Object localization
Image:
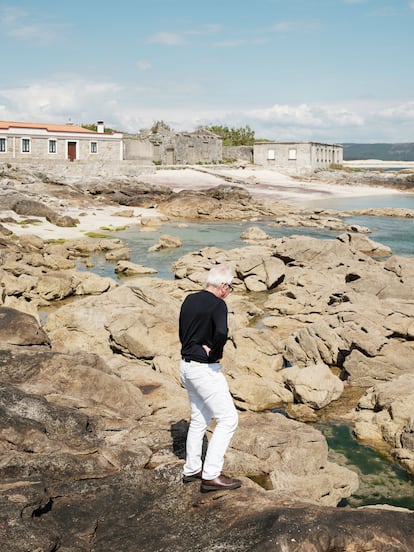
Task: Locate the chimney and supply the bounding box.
[97,121,105,133]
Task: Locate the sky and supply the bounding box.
[0,0,413,143]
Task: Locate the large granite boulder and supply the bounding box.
[228,412,359,507]
[281,362,344,409]
[0,306,50,347]
[11,197,79,227]
[354,374,414,474]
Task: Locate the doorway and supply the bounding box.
[67,141,77,161]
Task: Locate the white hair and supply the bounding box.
[205,264,233,288]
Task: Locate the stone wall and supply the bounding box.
[174,131,222,164]
[223,145,253,163]
[133,127,223,165]
[0,159,156,178]
[123,138,154,164]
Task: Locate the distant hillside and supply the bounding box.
[342,143,414,161]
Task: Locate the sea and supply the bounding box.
[87,191,414,280]
[80,190,414,509]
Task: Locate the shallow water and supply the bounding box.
[318,423,414,509]
[84,212,414,281]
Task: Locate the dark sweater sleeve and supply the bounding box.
[209,301,228,362]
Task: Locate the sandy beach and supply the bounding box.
[1,166,407,241]
[139,166,406,202]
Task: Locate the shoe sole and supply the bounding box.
[182,476,201,483]
[200,482,241,493]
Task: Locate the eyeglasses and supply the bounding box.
[223,282,233,292]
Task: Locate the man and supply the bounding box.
[179,263,241,492]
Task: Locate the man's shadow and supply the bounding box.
[170,419,208,460]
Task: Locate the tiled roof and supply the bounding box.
[0,120,97,134]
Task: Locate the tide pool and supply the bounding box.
[104,216,414,279]
[81,192,414,281]
[85,211,414,281]
[318,423,414,509]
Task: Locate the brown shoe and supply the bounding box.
[200,474,242,493]
[182,470,202,483]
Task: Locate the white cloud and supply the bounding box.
[148,23,221,45]
[213,39,245,47]
[0,5,27,25]
[409,0,414,10]
[272,20,320,33]
[185,24,222,36]
[1,76,414,142]
[148,31,186,45]
[207,101,414,142]
[136,60,152,72]
[0,77,123,125]
[0,4,68,44]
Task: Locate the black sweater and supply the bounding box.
[179,290,228,363]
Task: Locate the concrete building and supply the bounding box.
[134,123,222,165]
[0,120,123,162]
[254,141,343,172]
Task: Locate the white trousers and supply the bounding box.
[180,359,238,480]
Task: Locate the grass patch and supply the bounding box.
[83,231,110,239]
[112,225,129,232]
[47,238,67,244]
[17,220,43,226]
[328,164,364,172]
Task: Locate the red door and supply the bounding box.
[68,142,77,161]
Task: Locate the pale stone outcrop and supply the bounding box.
[228,374,293,411]
[44,280,181,365]
[337,231,393,256]
[354,374,414,474]
[115,260,158,276]
[105,246,131,261]
[148,233,182,252]
[0,306,50,347]
[240,225,271,241]
[281,363,344,409]
[228,412,359,507]
[18,233,45,250]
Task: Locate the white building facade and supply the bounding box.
[0,120,123,162]
[254,141,343,172]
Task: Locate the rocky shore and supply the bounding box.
[0,162,413,551]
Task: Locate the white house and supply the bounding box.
[254,141,343,172]
[0,120,123,162]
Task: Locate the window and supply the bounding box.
[49,139,57,154]
[22,138,30,153]
[267,149,275,160]
[288,148,297,160]
[90,141,98,154]
[0,138,5,153]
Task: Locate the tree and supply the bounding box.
[206,125,255,146]
[81,123,116,134]
[151,120,171,134]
